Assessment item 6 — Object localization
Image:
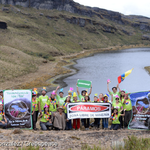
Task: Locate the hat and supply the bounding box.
[94,93,98,97]
[85,93,89,97]
[44,103,49,108]
[57,106,64,111]
[41,87,47,92]
[32,88,38,95]
[68,87,73,95]
[115,95,119,99]
[73,92,77,98]
[59,88,64,94]
[51,90,56,95]
[104,93,109,98]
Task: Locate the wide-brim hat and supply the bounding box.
[57,106,64,111]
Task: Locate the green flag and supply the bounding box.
[77,79,92,88]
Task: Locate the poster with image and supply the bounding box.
[4,90,32,129]
[129,91,150,129]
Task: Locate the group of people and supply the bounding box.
[0,81,133,131]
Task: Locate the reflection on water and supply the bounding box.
[49,48,150,100]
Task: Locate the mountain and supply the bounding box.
[0,0,150,83]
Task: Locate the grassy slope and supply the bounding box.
[0,5,150,83]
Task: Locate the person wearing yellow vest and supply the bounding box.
[0,101,7,129]
[63,96,72,130]
[38,103,52,130]
[123,94,132,128]
[72,92,80,130]
[32,89,39,130]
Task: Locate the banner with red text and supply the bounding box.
[67,102,111,119]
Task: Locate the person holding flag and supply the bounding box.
[107,80,121,104]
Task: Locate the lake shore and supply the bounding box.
[1,44,150,92]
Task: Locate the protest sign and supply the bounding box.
[67,102,111,119]
[129,91,150,129]
[4,90,32,129]
[77,79,92,88]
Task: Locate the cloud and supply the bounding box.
[73,0,150,18]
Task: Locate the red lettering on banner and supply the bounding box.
[71,105,108,112]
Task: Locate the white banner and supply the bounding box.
[67,102,111,119]
[4,90,32,129]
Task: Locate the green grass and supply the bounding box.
[76,135,150,150]
[0,4,150,81]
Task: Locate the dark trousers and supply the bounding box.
[124,110,132,128]
[110,124,120,130]
[119,111,124,128]
[65,113,72,130]
[40,121,52,130]
[83,118,90,128]
[94,118,100,128]
[0,119,7,129]
[102,118,108,128]
[32,111,38,129]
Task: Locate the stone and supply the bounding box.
[0,21,7,29]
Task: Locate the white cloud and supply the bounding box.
[73,0,150,18]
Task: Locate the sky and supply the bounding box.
[73,0,150,18]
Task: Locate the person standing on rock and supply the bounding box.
[123,94,132,128]
[32,89,39,130]
[63,96,72,130]
[77,83,92,126]
[55,86,66,106]
[102,94,110,130]
[49,91,58,128]
[39,103,52,130]
[107,82,121,104]
[83,93,91,130]
[72,92,80,131]
[38,87,49,114]
[93,94,100,129]
[0,101,7,129]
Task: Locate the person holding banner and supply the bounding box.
[93,94,101,129]
[32,90,39,130]
[110,108,126,130]
[123,94,132,128]
[38,87,49,114]
[83,93,91,130]
[0,101,7,129]
[63,96,72,130]
[39,103,52,130]
[107,82,121,104]
[72,92,80,130]
[102,94,110,130]
[98,93,103,102]
[55,86,66,106]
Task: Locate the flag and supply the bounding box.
[118,68,133,83]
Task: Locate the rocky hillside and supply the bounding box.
[0,0,150,82]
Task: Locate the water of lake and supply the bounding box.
[48,47,150,100]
